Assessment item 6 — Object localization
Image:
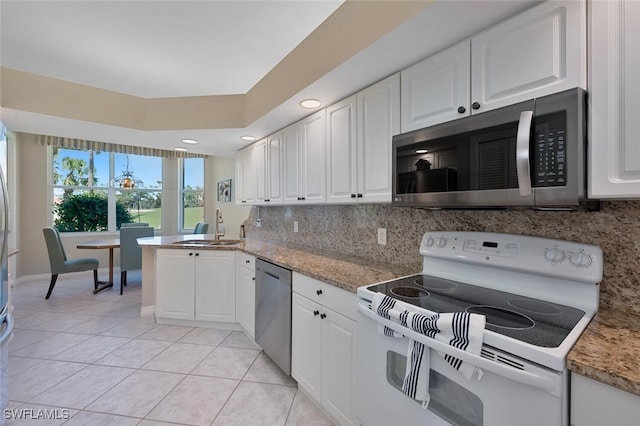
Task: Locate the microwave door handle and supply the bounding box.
[516,111,534,196]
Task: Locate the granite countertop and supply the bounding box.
[568,308,640,397]
[140,234,639,396]
[138,235,415,292]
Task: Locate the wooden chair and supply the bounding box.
[119,226,154,295]
[42,227,99,299]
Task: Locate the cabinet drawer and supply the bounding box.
[293,272,357,321]
[237,252,256,271]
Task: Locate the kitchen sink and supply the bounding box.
[171,239,242,247]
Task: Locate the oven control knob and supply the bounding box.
[437,238,447,248]
[544,247,564,263]
[570,252,592,268]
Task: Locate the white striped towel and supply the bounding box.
[372,293,486,405]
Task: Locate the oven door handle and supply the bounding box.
[516,110,534,196]
[358,303,559,393]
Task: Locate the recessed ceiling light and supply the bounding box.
[300,99,322,109]
[241,135,256,141]
[174,147,188,152]
[181,138,198,145]
[415,149,428,154]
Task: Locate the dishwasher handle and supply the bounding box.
[264,270,281,281]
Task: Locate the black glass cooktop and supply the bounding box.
[366,274,585,348]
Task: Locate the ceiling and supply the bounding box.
[0,0,537,157]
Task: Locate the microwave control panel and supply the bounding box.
[533,112,566,187]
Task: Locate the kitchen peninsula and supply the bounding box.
[137,234,412,319]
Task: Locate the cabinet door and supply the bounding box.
[357,73,400,203]
[267,131,283,204]
[195,251,236,323]
[471,0,586,113]
[400,40,470,132]
[253,139,267,204]
[156,249,195,320]
[571,373,640,426]
[291,293,322,401]
[234,150,244,205]
[301,110,327,203]
[321,307,356,426]
[241,147,255,204]
[235,257,256,339]
[326,96,357,204]
[589,0,640,198]
[282,123,302,204]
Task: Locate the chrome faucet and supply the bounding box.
[215,208,225,240]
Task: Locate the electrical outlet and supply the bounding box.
[294,221,298,233]
[256,218,262,228]
[377,228,387,245]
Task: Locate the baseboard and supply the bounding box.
[154,317,243,331]
[140,305,155,318]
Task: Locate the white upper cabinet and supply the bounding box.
[267,132,283,204]
[253,132,283,205]
[300,110,327,203]
[357,74,400,203]
[327,74,400,203]
[471,0,586,113]
[326,96,357,203]
[282,110,327,204]
[401,0,586,133]
[235,147,254,206]
[589,0,640,198]
[252,139,267,204]
[401,41,470,132]
[283,122,302,204]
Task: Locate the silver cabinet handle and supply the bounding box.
[516,111,533,196]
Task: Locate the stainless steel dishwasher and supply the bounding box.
[254,259,292,375]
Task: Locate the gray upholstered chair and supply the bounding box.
[119,226,154,295]
[120,222,149,228]
[194,222,209,234]
[42,227,99,299]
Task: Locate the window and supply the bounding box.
[50,147,163,232]
[181,157,204,230]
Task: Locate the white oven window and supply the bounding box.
[386,351,484,426]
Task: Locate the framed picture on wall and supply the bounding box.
[217,179,232,202]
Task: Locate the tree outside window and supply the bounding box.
[182,157,204,230]
[51,148,163,232]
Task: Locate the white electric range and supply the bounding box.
[355,231,602,426]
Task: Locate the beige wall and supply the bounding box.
[14,132,250,278]
[205,156,252,239]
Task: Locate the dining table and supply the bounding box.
[76,238,120,294]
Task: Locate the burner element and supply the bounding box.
[466,305,535,330]
[413,276,457,291]
[390,286,430,299]
[508,298,563,315]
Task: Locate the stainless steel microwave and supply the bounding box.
[392,88,586,209]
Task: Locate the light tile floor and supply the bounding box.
[5,271,334,425]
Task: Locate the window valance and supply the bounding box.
[37,135,207,159]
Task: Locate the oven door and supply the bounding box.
[356,303,568,426]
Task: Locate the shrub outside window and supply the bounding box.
[50,147,163,232]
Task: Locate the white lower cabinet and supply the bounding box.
[292,273,357,425]
[571,373,640,426]
[156,249,236,323]
[235,252,256,339]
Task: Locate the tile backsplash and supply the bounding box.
[246,201,640,315]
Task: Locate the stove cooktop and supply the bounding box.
[365,274,585,348]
